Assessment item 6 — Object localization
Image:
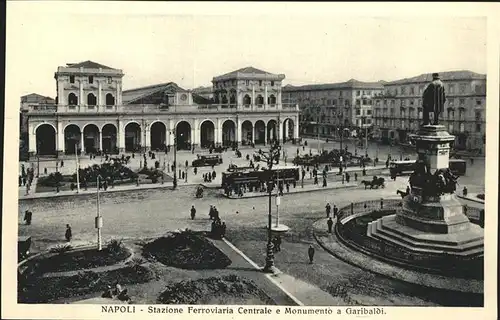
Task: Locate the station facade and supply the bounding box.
[24,62,300,157]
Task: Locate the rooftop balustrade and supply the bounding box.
[27,103,300,114]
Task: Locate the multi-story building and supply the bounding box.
[372,71,486,151]
[19,93,55,160]
[282,80,385,138]
[24,62,299,158]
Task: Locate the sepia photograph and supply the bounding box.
[3,2,499,319]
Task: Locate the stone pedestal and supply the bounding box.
[367,125,484,261]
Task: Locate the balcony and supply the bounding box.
[27,103,300,115]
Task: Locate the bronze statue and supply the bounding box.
[422,73,446,125]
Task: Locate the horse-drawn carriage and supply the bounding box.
[361,176,385,189]
[195,186,204,198]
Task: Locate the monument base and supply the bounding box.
[367,194,484,259]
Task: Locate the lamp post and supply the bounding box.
[143,121,149,154]
[260,142,281,274]
[36,141,40,178]
[169,129,178,189]
[96,174,103,251]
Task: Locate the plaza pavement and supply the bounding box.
[17,140,486,306]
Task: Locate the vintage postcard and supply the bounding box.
[2,2,499,319]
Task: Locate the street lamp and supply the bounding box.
[36,141,40,178]
[169,129,178,189]
[259,141,282,274]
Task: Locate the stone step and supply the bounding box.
[369,228,484,257]
[373,224,484,253]
[380,216,484,247]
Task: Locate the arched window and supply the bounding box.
[243,94,251,106]
[68,93,78,105]
[106,93,115,106]
[268,95,276,105]
[87,93,97,106]
[256,95,264,106]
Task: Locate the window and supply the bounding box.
[271,81,274,86]
[89,76,94,84]
[459,98,465,106]
[367,110,372,115]
[410,87,415,95]
[333,99,337,105]
[391,100,395,106]
[448,99,454,107]
[401,87,406,95]
[107,77,112,84]
[356,99,361,106]
[356,109,361,115]
[419,85,424,94]
[70,75,75,83]
[356,91,360,96]
[476,100,482,106]
[339,91,343,97]
[459,84,466,93]
[476,124,482,132]
[246,80,249,86]
[459,123,465,132]
[259,80,262,86]
[449,84,455,94]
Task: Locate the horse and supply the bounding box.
[396,189,408,199]
[361,180,373,189]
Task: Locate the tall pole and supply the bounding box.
[317,114,320,153]
[173,129,177,189]
[75,144,80,193]
[276,168,280,227]
[365,117,368,156]
[96,175,102,251]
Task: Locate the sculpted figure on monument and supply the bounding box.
[422,73,446,125]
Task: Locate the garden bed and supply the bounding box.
[142,231,231,269]
[19,265,155,303]
[158,275,275,305]
[30,242,131,274]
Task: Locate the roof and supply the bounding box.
[218,66,275,78]
[21,93,55,103]
[65,60,115,70]
[386,70,486,85]
[213,66,284,81]
[282,79,385,92]
[122,82,186,104]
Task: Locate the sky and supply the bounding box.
[6,2,488,103]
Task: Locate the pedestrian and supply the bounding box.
[65,224,72,242]
[470,158,474,165]
[19,175,22,187]
[327,217,333,233]
[354,172,358,181]
[61,160,64,167]
[190,205,196,220]
[275,236,282,252]
[463,186,468,197]
[333,205,338,218]
[24,210,32,225]
[308,245,315,264]
[185,160,188,168]
[194,167,198,175]
[345,172,350,183]
[362,168,367,177]
[314,176,318,185]
[325,203,331,218]
[22,176,26,186]
[221,222,226,238]
[212,170,216,180]
[286,183,290,193]
[323,177,327,187]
